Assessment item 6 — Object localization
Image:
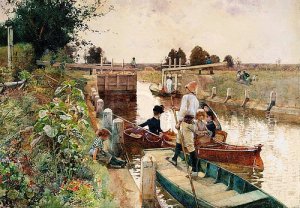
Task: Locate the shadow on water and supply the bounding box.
[101,82,299,207]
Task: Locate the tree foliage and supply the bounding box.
[210,55,220,63]
[86,46,104,64]
[190,46,209,66]
[165,48,186,65]
[224,55,234,67]
[1,0,111,58]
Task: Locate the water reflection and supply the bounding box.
[206,101,300,207]
[103,82,300,207]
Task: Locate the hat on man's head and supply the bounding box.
[153,105,164,114]
[185,81,198,93]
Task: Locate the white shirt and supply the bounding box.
[166,79,173,93]
[178,93,199,122]
[270,91,276,101]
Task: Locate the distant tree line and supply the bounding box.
[165,46,234,67]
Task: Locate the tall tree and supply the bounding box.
[224,55,234,67]
[86,46,104,64]
[2,0,111,58]
[176,48,186,65]
[164,48,186,65]
[165,49,177,65]
[210,55,220,63]
[190,46,209,66]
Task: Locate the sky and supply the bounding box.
[1,0,300,64]
[80,0,300,64]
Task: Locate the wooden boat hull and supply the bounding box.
[196,143,264,171]
[123,127,176,148]
[149,83,180,97]
[144,148,286,208]
[124,127,263,170]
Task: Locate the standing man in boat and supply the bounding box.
[139,105,164,136]
[167,81,199,177]
[166,76,173,94]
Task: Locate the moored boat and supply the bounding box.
[196,141,264,170]
[144,148,286,208]
[149,83,180,97]
[123,127,176,148]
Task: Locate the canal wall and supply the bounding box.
[85,75,142,208]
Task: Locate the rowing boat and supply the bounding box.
[149,83,181,97]
[144,148,286,208]
[123,127,176,148]
[196,140,264,170]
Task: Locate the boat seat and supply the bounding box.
[213,190,269,207]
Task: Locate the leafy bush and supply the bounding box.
[0,161,38,207]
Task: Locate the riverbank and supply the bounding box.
[137,70,300,122]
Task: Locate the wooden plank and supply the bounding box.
[213,190,268,207]
[163,62,227,72]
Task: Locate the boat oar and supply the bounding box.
[112,113,163,138]
[171,96,200,208]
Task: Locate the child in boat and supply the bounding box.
[89,128,127,168]
[139,105,164,136]
[195,109,207,136]
[202,103,221,130]
[206,111,216,142]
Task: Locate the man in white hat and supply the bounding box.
[167,81,199,177]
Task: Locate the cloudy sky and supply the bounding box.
[80,0,300,64]
[1,0,299,64]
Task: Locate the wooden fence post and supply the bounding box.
[141,154,156,208]
[96,99,104,117]
[92,91,98,105]
[109,118,124,157]
[211,87,216,99]
[173,58,176,68]
[100,55,103,66]
[179,58,182,68]
[90,87,96,100]
[224,88,232,103]
[111,58,113,67]
[168,57,171,68]
[241,89,250,107]
[94,95,99,108]
[102,108,113,131]
[92,68,96,75]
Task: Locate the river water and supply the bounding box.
[101,81,300,208]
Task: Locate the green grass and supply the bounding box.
[207,70,300,108]
[0,43,35,70]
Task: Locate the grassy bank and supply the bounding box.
[206,70,300,108]
[136,69,300,109]
[0,67,117,207]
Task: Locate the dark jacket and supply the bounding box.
[206,120,216,138]
[139,117,162,135]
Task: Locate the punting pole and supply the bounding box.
[171,96,200,208]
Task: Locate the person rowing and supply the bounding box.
[138,105,165,137]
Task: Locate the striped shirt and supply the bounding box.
[90,137,104,150]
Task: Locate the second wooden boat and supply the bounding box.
[149,83,181,97]
[144,148,286,208]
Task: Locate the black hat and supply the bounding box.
[153,105,164,114]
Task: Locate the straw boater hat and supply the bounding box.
[185,81,198,93]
